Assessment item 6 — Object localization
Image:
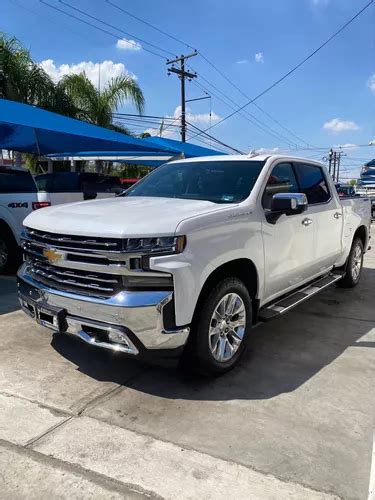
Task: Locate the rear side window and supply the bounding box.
[0,169,37,193]
[52,173,80,192]
[295,163,330,204]
[36,173,80,192]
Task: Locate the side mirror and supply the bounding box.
[267,193,308,224]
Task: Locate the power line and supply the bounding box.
[105,0,196,51]
[197,53,312,147]
[59,0,176,58]
[191,78,300,148]
[190,0,374,136]
[103,1,311,149]
[40,0,168,59]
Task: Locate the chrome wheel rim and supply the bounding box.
[0,238,8,268]
[209,293,246,362]
[352,244,362,281]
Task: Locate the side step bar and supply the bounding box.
[258,273,344,321]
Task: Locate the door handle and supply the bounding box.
[334,212,342,219]
[302,217,313,226]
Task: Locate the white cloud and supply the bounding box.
[143,127,176,139]
[39,59,135,87]
[323,118,359,133]
[333,143,358,150]
[367,74,375,94]
[311,0,330,6]
[236,59,248,65]
[116,38,142,51]
[173,105,221,125]
[255,147,280,154]
[255,52,264,63]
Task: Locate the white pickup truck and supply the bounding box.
[17,155,371,375]
[0,166,50,273]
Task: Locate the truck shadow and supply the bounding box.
[0,275,20,315]
[51,265,375,402]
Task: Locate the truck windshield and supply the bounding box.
[125,160,266,204]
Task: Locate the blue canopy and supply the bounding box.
[0,99,175,156]
[142,136,226,158]
[0,99,226,161]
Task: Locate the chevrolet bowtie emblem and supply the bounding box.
[43,248,63,263]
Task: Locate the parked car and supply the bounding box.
[18,155,371,375]
[34,172,124,205]
[0,166,50,273]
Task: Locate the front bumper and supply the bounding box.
[17,263,190,358]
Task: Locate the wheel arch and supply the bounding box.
[193,258,259,325]
[0,218,17,243]
[353,225,368,250]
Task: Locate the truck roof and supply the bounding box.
[169,154,324,166]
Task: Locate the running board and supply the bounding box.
[258,273,344,321]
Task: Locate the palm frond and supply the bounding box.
[102,75,145,115]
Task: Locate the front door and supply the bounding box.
[261,162,315,302]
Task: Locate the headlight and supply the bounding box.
[125,235,186,254]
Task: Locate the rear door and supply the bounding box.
[261,162,315,302]
[294,162,343,273]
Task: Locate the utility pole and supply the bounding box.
[332,151,337,182]
[167,51,197,142]
[328,148,333,176]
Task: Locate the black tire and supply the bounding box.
[0,227,19,274]
[337,237,364,288]
[183,278,252,376]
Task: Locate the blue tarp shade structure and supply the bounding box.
[0,99,226,162]
[0,99,176,156]
[142,136,226,158]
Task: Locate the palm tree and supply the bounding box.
[1,33,76,165]
[58,72,144,128]
[0,33,74,113]
[59,72,145,172]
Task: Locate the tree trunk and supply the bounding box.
[95,160,103,174]
[15,151,22,168]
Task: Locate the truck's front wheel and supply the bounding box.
[185,278,252,375]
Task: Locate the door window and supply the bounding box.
[0,168,37,193]
[262,163,299,209]
[295,164,330,204]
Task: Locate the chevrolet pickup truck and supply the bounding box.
[17,155,372,375]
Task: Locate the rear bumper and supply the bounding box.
[17,263,190,358]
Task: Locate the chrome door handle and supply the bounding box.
[334,212,342,219]
[302,218,313,226]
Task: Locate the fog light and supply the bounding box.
[108,329,130,346]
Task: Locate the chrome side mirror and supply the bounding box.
[267,193,308,224]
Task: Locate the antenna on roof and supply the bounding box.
[248,150,259,157]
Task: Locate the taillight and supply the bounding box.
[32,201,51,210]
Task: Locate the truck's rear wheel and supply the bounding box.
[337,237,364,288]
[184,278,252,376]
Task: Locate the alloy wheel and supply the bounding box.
[209,293,246,362]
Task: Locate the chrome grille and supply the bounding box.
[25,228,123,252]
[26,260,123,297]
[21,228,125,298]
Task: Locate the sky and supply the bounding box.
[2,0,375,178]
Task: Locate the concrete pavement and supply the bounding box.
[0,235,374,499]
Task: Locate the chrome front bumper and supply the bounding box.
[17,263,190,356]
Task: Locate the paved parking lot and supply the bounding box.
[0,235,374,499]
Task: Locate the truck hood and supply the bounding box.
[23,196,231,238]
